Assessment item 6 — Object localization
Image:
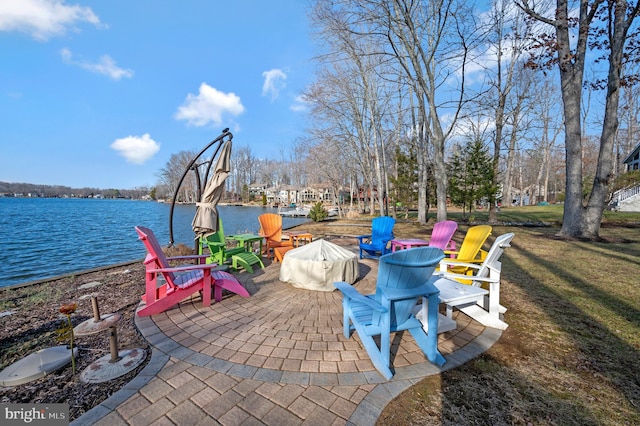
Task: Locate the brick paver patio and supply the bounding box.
[72,242,502,426]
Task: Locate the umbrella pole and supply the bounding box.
[168,128,232,246]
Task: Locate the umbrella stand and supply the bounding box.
[168,128,233,247]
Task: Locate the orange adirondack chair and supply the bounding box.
[258,213,293,259]
[135,226,249,316]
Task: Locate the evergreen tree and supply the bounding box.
[447,139,497,219]
[390,147,418,219]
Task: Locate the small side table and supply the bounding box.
[390,238,430,252]
[228,233,263,256]
[283,231,313,247]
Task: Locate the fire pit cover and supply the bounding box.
[279,239,359,291]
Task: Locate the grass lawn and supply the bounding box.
[376,207,640,425]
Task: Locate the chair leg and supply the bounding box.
[354,325,393,380]
[342,298,351,338]
[201,270,212,307]
[410,294,446,366]
[212,271,250,302]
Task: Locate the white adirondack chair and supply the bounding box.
[436,233,515,330]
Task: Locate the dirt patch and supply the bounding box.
[0,263,149,420]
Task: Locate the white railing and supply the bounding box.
[612,184,640,204]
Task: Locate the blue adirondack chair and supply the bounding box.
[334,246,446,380]
[356,216,396,259]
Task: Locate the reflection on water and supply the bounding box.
[0,198,308,287]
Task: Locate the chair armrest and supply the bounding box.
[440,257,484,268]
[204,242,226,248]
[166,254,210,262]
[440,271,499,284]
[439,259,481,271]
[147,263,219,274]
[381,282,439,301]
[334,282,387,312]
[356,234,372,241]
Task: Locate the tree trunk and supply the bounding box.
[556,0,588,238]
[417,121,429,225]
[583,2,627,237]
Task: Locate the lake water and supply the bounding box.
[0,198,309,288]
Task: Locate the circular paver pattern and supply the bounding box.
[143,257,486,384]
[75,246,502,426]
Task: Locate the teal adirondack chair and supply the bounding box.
[334,246,446,380]
[356,216,396,259]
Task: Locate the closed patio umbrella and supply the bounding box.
[192,139,232,240]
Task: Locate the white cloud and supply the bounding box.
[262,68,288,101]
[290,95,308,112]
[174,83,245,127]
[0,0,101,41]
[110,133,160,164]
[61,48,133,80]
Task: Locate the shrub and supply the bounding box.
[309,202,329,222]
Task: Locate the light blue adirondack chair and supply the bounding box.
[334,246,446,380]
[356,216,396,259]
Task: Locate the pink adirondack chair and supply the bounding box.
[427,220,458,252]
[135,226,249,317]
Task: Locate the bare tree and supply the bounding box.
[381,0,480,223]
[309,0,480,223]
[480,0,534,221]
[158,150,198,203]
[518,0,640,239]
[298,136,353,215]
[309,3,397,216]
[502,66,538,207]
[231,146,257,201]
[532,78,563,203]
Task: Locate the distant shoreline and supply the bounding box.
[3,259,142,291]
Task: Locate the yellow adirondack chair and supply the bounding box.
[442,225,492,275]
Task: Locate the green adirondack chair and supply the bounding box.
[200,219,264,274]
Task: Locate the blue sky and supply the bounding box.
[0,0,315,189]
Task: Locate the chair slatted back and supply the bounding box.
[373,246,444,327]
[472,233,514,284]
[135,226,176,283]
[258,213,284,242]
[456,225,492,261]
[428,220,457,250]
[205,218,226,245]
[371,216,395,245]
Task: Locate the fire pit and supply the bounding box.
[279,239,359,291]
